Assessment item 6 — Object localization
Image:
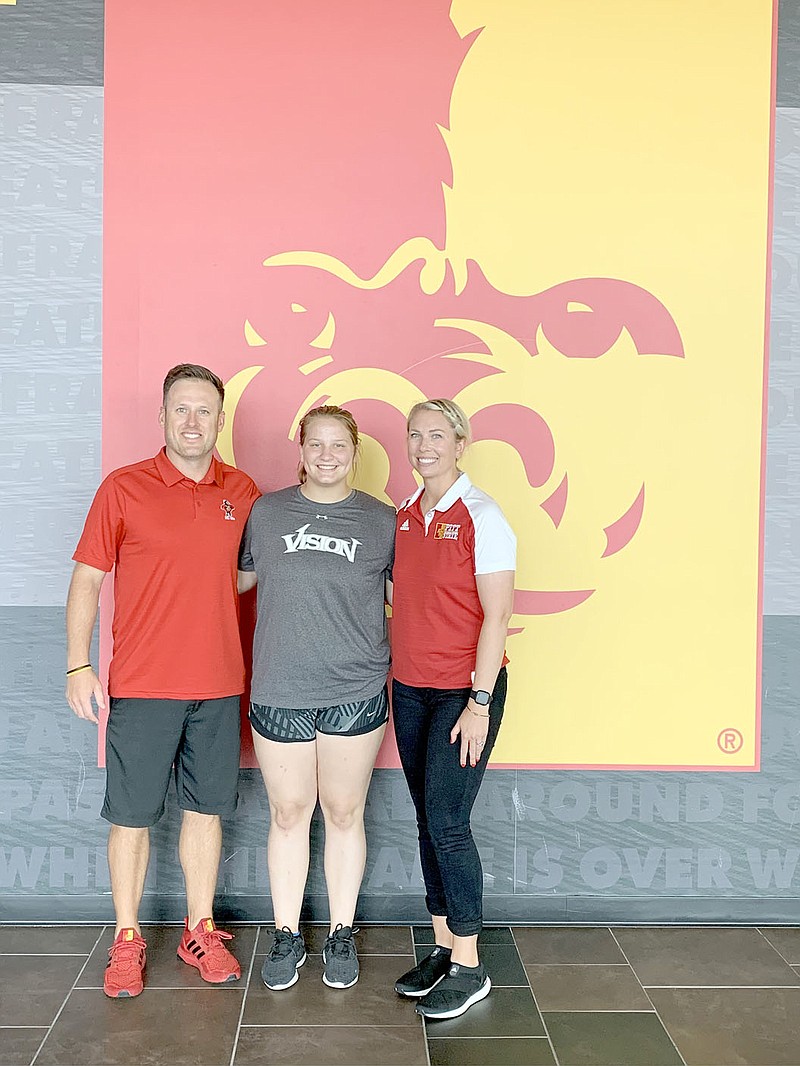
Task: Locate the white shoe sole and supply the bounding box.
[416,976,491,1019]
[322,972,359,989]
[262,951,306,991]
[395,972,447,997]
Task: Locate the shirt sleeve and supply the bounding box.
[472,500,517,575]
[72,475,125,572]
[235,475,262,571]
[384,504,396,580]
[238,513,256,571]
[245,477,262,511]
[386,538,395,582]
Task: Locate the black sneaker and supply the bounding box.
[261,927,306,990]
[415,962,491,1019]
[322,924,359,988]
[394,946,452,997]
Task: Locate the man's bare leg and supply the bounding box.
[180,810,222,927]
[108,824,149,934]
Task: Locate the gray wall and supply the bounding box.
[1,1,799,924]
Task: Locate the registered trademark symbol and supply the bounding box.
[717,728,743,753]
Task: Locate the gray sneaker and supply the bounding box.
[261,927,306,990]
[322,924,359,988]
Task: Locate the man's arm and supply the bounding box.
[65,561,108,724]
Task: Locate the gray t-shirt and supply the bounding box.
[239,486,396,708]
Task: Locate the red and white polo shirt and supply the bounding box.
[391,472,516,688]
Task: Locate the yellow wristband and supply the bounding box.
[66,664,93,677]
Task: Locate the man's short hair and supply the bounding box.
[162,364,225,407]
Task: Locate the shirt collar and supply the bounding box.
[400,471,471,514]
[154,447,225,487]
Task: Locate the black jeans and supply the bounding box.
[392,668,506,937]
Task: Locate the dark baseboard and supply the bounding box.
[3,893,800,925]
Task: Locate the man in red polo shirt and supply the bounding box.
[65,363,260,998]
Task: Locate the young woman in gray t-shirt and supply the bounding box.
[238,405,395,993]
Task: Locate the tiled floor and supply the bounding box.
[2,924,800,1065]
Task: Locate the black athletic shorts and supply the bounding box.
[249,686,389,744]
[101,696,241,827]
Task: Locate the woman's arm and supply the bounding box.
[238,569,258,594]
[472,570,514,692]
[450,569,515,768]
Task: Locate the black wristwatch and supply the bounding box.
[469,688,491,706]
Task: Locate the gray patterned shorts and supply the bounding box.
[249,686,389,743]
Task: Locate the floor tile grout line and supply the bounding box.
[422,1035,557,1041]
[411,925,434,1066]
[642,983,800,989]
[472,980,560,989]
[0,953,100,957]
[520,962,639,968]
[77,984,244,991]
[399,925,431,1066]
[228,924,261,1066]
[539,1009,658,1014]
[609,926,687,1066]
[405,923,416,958]
[29,924,109,1066]
[421,1012,432,1066]
[754,927,799,969]
[510,926,560,1066]
[234,1027,564,1037]
[253,955,420,963]
[238,1023,434,1028]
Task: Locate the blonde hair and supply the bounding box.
[297,405,360,484]
[407,398,471,444]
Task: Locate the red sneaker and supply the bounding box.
[104,928,147,998]
[177,917,241,983]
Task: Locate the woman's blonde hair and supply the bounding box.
[297,405,360,484]
[407,398,471,444]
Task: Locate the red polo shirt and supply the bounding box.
[73,448,260,699]
[391,473,516,688]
